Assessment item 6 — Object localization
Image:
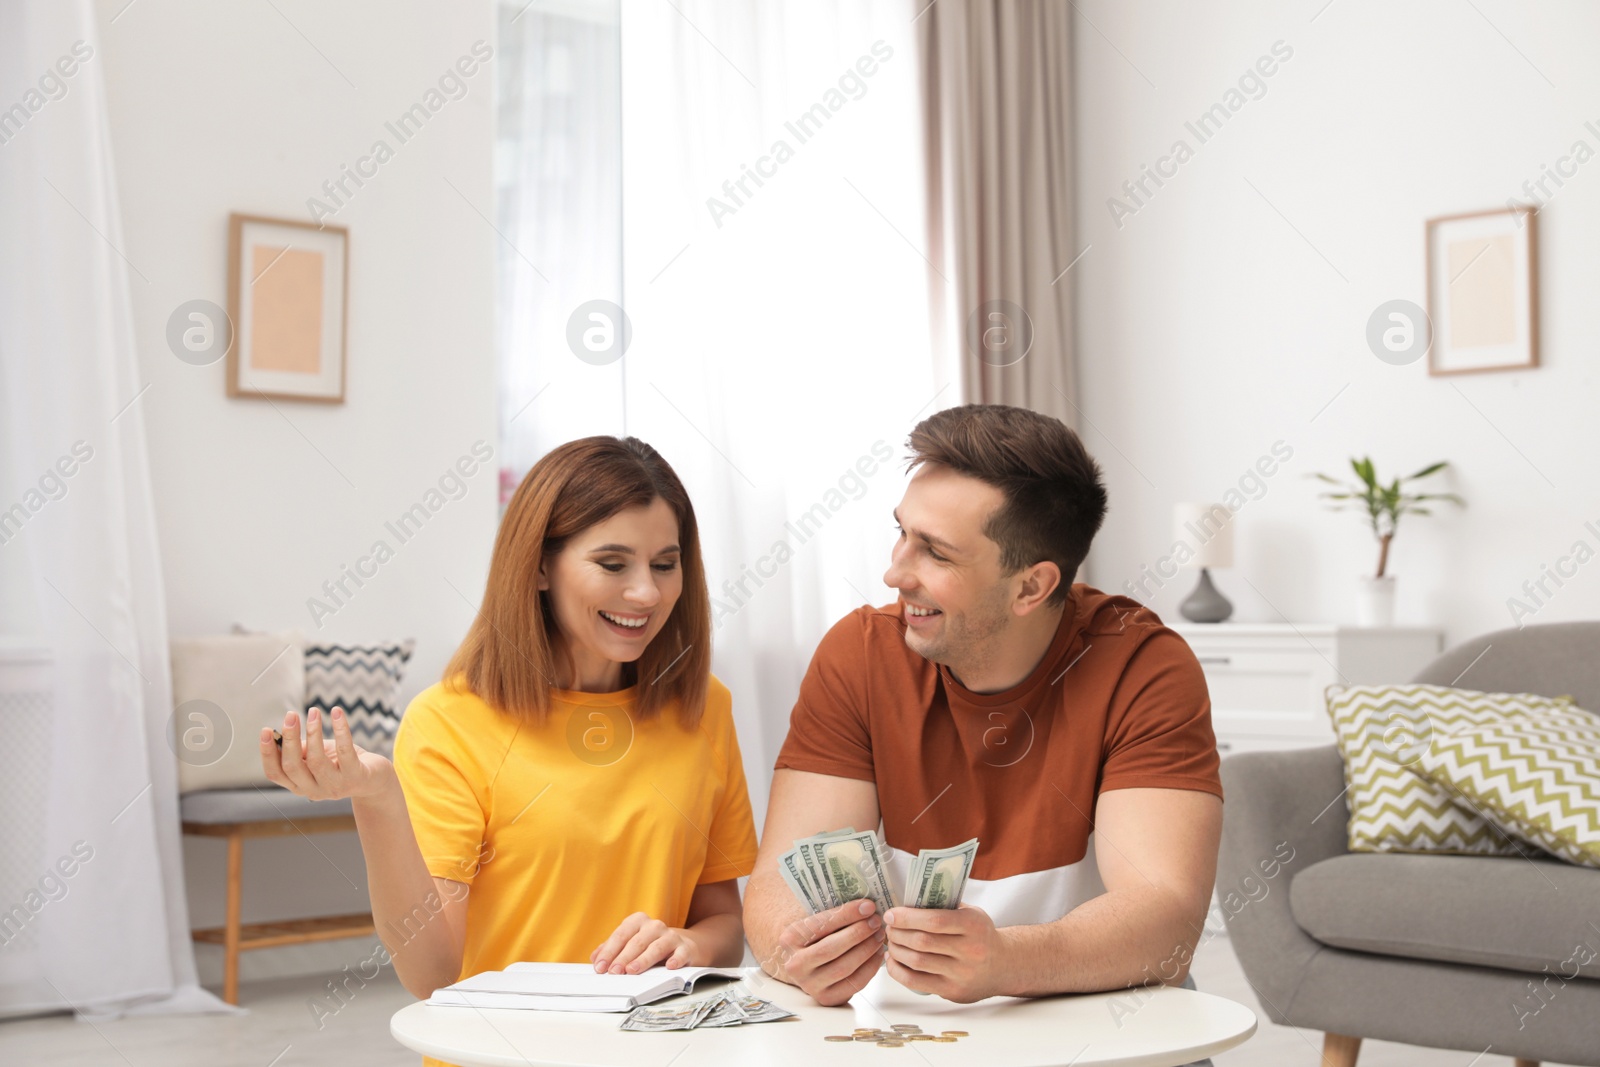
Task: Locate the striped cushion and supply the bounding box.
[1415,709,1600,869]
[1325,684,1575,856]
[303,640,416,758]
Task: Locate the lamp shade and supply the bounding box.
[1173,502,1234,569]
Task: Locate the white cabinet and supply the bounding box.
[1170,624,1443,755]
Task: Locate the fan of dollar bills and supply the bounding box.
[777,828,978,915]
[620,988,794,1031]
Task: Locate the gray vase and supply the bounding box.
[1179,567,1233,623]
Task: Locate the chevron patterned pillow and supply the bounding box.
[1325,684,1576,856]
[1415,709,1600,869]
[303,640,416,758]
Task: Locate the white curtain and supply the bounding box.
[0,0,229,1019]
[494,0,947,825]
[495,0,625,482]
[619,0,944,826]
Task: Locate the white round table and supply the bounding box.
[391,967,1257,1067]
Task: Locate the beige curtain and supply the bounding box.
[918,0,1078,420]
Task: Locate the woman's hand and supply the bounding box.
[260,705,392,801]
[590,913,703,974]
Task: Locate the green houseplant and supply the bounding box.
[1309,457,1464,624]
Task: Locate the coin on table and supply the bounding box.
[931,1036,957,1042]
[855,1035,883,1042]
[941,1030,969,1036]
[877,1040,905,1047]
[825,1035,854,1042]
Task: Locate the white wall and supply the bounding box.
[1074,0,1600,648]
[98,0,497,983]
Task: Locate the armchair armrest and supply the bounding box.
[1216,744,1350,1023]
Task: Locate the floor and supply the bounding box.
[0,933,1580,1066]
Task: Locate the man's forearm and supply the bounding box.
[998,885,1205,997]
[742,873,805,982]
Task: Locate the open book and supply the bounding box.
[426,962,745,1012]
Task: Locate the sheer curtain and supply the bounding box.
[0,0,228,1019]
[495,0,625,500]
[494,0,946,823]
[618,0,944,822]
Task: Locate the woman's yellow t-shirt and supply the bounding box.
[391,672,760,984]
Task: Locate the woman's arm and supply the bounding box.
[683,879,746,965]
[350,764,471,997]
[589,879,746,973]
[260,706,469,998]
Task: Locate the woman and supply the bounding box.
[260,437,759,1033]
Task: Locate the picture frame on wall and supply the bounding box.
[226,213,349,402]
[1425,205,1538,376]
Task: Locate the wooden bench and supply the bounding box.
[180,787,375,1004]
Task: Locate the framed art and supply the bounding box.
[1425,205,1538,376]
[226,213,349,402]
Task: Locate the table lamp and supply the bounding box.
[1174,502,1234,623]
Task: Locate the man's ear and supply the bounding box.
[1014,561,1062,615]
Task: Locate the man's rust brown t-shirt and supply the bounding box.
[773,584,1222,927]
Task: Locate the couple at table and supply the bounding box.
[261,402,1223,1064]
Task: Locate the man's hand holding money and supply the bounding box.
[882,902,1008,1003]
[770,898,886,1006]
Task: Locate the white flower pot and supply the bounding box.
[1357,575,1396,627]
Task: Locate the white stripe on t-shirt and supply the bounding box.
[883,833,1108,928]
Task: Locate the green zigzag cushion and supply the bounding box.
[1415,708,1600,869]
[1325,684,1575,856]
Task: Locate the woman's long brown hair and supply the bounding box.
[442,436,711,728]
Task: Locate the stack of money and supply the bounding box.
[777,828,893,917]
[778,829,979,914]
[619,988,795,1031]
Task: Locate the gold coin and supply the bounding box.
[856,1035,883,1041]
[825,1035,854,1041]
[931,1036,957,1042]
[941,1030,969,1037]
[877,1040,905,1047]
[908,1034,935,1041]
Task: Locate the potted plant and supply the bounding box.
[1309,457,1464,626]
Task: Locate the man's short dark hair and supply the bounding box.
[906,403,1108,607]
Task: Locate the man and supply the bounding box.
[744,404,1223,1051]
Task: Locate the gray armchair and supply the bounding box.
[1217,621,1600,1067]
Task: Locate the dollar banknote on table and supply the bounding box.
[620,988,795,1032]
[777,829,976,916]
[618,995,719,1032]
[699,992,797,1027]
